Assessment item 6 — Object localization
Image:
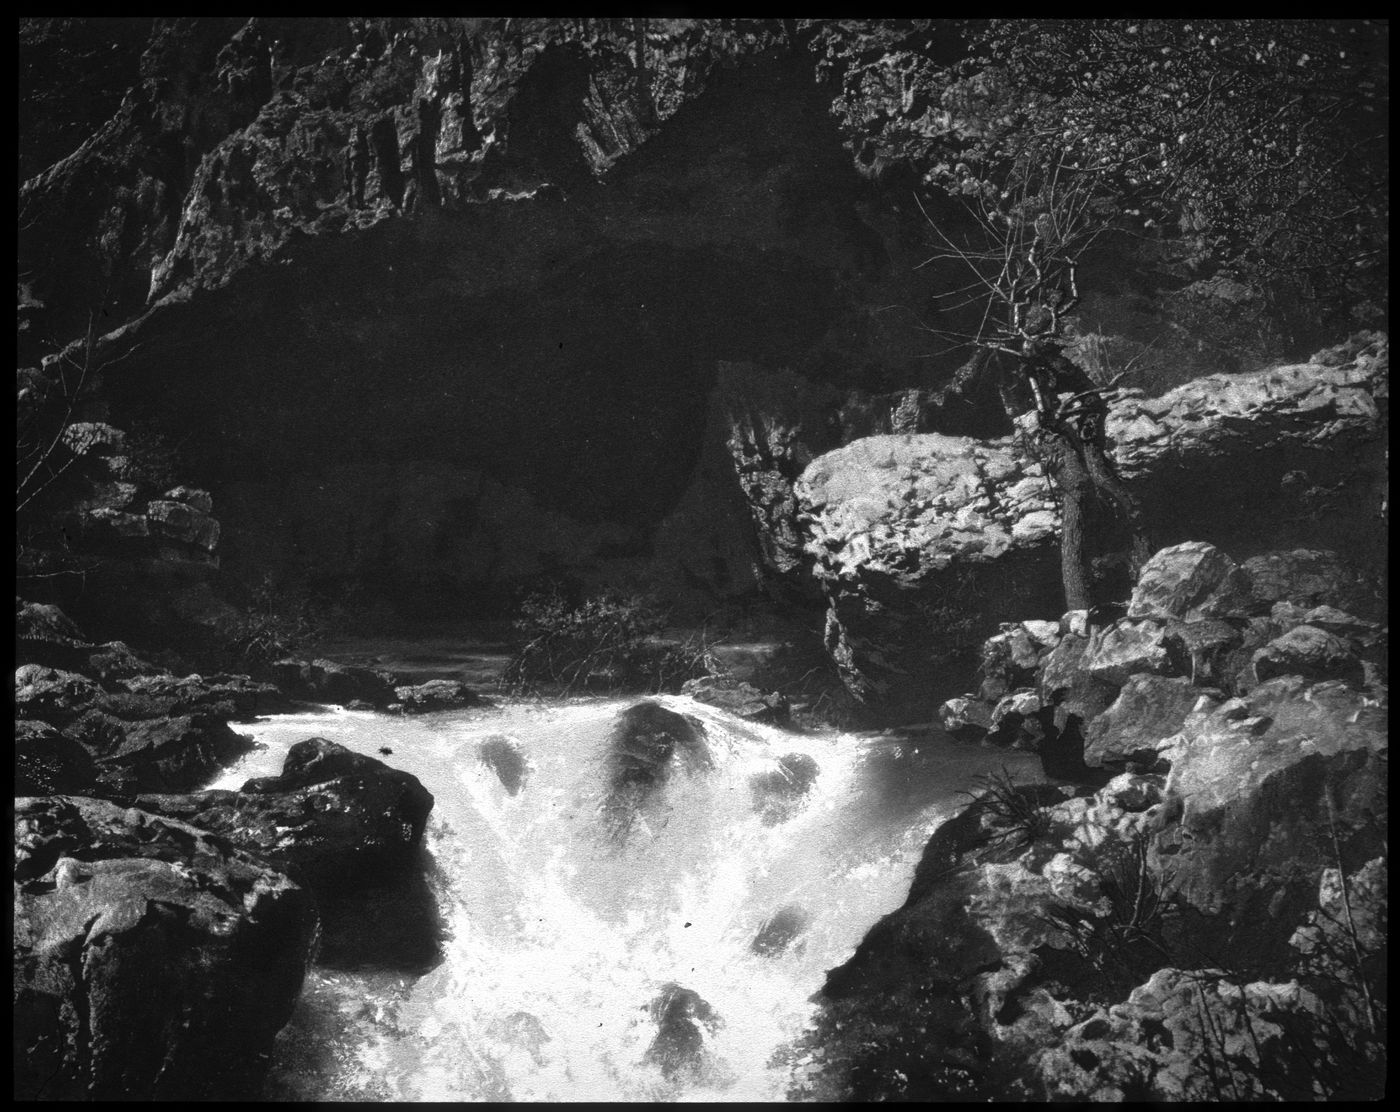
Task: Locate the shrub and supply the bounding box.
[504,589,716,696]
[222,575,324,669]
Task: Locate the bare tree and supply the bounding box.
[921,157,1151,611]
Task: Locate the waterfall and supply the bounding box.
[209,696,1037,1101]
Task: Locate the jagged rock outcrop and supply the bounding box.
[13,795,318,1101]
[12,601,288,798]
[802,543,1387,1101]
[797,338,1388,722]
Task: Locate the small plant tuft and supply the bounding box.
[960,765,1053,852]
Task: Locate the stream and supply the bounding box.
[207,695,1037,1102]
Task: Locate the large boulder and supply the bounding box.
[795,340,1386,723]
[137,738,435,889]
[1082,675,1205,773]
[14,795,317,1101]
[1126,541,1252,620]
[601,701,711,838]
[1154,676,1388,968]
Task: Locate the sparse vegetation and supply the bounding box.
[221,574,325,669]
[960,766,1053,852]
[504,589,718,696]
[1042,832,1175,996]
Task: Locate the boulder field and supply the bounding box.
[796,541,1387,1101]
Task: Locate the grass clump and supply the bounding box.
[1043,832,1175,997]
[504,589,717,696]
[960,766,1053,852]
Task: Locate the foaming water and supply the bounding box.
[211,696,1037,1101]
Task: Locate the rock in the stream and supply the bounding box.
[749,751,820,824]
[752,904,810,956]
[392,677,482,713]
[681,675,789,723]
[644,983,721,1082]
[478,734,529,795]
[13,795,318,1101]
[601,702,711,838]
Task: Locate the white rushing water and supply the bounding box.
[209,696,1037,1102]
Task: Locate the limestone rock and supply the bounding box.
[1036,969,1333,1102]
[1083,675,1204,773]
[270,657,398,706]
[1126,541,1249,620]
[145,498,221,551]
[1080,618,1174,686]
[90,713,256,795]
[13,795,317,1101]
[14,719,102,796]
[1251,624,1366,687]
[392,677,481,713]
[939,695,993,740]
[681,675,790,723]
[1158,676,1387,966]
[162,485,214,513]
[796,342,1385,722]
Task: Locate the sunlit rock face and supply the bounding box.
[796,337,1388,723]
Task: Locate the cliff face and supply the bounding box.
[22,18,1324,625]
[22,18,966,618]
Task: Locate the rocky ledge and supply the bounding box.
[14,795,319,1101]
[795,335,1388,723]
[794,540,1387,1101]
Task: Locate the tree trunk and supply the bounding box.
[1081,441,1152,576]
[1033,427,1095,612]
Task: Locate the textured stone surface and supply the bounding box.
[1126,541,1246,620]
[681,675,790,723]
[1242,547,1386,618]
[1082,675,1203,772]
[13,795,317,1101]
[795,341,1386,721]
[137,737,434,888]
[1251,624,1365,687]
[392,678,482,713]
